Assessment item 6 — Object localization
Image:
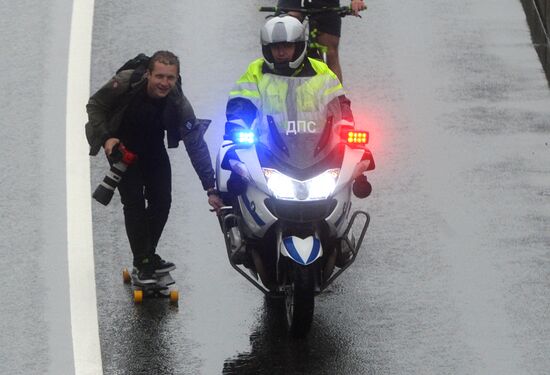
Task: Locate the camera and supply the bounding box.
[92,143,137,205]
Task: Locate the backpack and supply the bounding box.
[116,53,151,85]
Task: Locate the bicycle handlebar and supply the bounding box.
[259,5,365,18]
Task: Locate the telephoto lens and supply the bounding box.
[92,144,137,205]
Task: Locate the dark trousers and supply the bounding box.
[117,148,172,265]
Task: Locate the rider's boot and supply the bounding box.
[231,248,248,265]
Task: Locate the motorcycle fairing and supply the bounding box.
[235,146,269,193]
[215,140,235,193]
[331,196,353,235]
[280,235,323,266]
[333,146,365,194]
[237,185,277,237]
[222,142,364,239]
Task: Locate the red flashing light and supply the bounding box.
[345,131,369,145]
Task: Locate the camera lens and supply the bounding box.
[92,184,114,205]
[92,161,128,205]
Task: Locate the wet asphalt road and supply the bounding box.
[0,1,74,374]
[1,0,550,374]
[90,1,550,374]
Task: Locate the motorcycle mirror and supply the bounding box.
[353,174,372,198]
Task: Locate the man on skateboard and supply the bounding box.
[86,51,224,285]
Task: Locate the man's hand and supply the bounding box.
[208,194,224,215]
[103,137,120,157]
[207,188,224,215]
[351,0,366,16]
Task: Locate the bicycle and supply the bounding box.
[259,5,366,63]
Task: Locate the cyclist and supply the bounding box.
[276,0,366,84]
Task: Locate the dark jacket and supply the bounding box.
[85,69,215,190]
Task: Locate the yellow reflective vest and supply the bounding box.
[226,57,348,136]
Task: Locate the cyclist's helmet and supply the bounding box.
[261,15,307,72]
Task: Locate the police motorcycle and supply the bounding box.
[216,76,374,338]
[216,76,374,337]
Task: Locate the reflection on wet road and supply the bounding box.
[223,296,367,375]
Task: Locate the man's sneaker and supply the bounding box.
[151,254,176,274]
[133,264,157,285]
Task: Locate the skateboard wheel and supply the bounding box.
[169,290,179,304]
[122,268,131,284]
[133,290,143,304]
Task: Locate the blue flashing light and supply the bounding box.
[235,131,256,145]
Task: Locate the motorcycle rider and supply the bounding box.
[222,15,370,264]
[86,50,224,284]
[276,0,367,83]
[225,14,354,142]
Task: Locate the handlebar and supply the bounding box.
[259,5,365,18]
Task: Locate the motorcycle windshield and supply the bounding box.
[255,74,345,170]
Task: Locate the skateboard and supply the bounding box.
[122,268,179,305]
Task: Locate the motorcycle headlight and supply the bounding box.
[262,168,340,201]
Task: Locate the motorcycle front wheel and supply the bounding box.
[285,264,315,338]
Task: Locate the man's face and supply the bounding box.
[270,42,296,64]
[146,62,178,99]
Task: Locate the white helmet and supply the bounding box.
[260,15,307,72]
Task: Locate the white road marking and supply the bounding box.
[65,0,103,374]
